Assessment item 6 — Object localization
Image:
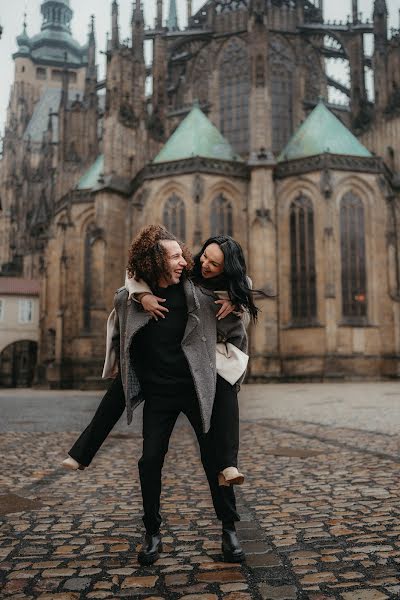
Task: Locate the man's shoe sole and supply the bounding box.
[137,543,163,566]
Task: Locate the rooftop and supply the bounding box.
[0,278,40,296]
[77,155,104,190]
[278,101,372,162]
[153,105,243,164]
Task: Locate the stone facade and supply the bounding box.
[1,0,400,387]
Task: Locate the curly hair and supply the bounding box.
[127,225,193,290]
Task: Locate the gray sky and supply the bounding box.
[0,0,399,135]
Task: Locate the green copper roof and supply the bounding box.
[278,101,372,162]
[153,106,243,164]
[77,155,104,190]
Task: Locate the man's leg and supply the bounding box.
[183,391,240,526]
[138,393,179,535]
[68,373,125,467]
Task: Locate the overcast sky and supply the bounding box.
[0,0,399,135]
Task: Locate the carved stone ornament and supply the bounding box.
[119,103,139,129]
[275,153,383,179]
[320,169,332,198]
[193,174,204,204]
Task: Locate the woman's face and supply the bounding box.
[200,243,225,279]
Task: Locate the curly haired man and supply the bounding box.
[67,225,248,566]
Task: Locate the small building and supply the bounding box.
[0,278,40,387]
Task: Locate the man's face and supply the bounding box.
[159,240,187,287]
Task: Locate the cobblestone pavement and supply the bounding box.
[1,382,400,599]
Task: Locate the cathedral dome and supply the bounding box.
[16,26,31,55]
[14,0,87,66]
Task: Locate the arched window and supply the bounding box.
[163,194,186,241]
[340,192,367,321]
[290,195,317,323]
[219,39,250,155]
[269,37,294,154]
[210,194,233,237]
[83,224,105,332]
[192,51,209,105]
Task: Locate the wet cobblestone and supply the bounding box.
[2,384,400,598]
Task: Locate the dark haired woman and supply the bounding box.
[133,235,260,487]
[63,235,261,488]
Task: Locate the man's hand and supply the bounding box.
[141,294,169,320]
[215,299,235,320]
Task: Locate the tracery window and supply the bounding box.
[269,37,294,154]
[290,195,317,323]
[83,225,105,332]
[340,192,367,321]
[215,0,248,13]
[192,51,209,105]
[219,40,250,155]
[163,194,186,241]
[210,194,233,236]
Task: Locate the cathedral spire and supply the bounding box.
[85,15,97,102]
[352,0,358,23]
[373,0,388,17]
[132,1,144,61]
[167,0,179,31]
[156,0,163,29]
[87,15,96,68]
[111,0,119,50]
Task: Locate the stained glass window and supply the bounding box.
[269,38,294,153]
[163,194,186,241]
[340,192,367,321]
[290,195,317,322]
[210,194,233,236]
[219,39,250,155]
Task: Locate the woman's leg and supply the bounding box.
[210,375,240,472]
[68,373,125,467]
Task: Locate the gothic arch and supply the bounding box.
[82,223,105,332]
[210,194,234,237]
[289,194,317,323]
[218,37,250,155]
[277,177,320,217]
[163,193,186,241]
[339,192,367,322]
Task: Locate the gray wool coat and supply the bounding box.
[112,276,248,433]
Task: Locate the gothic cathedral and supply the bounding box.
[1,0,400,387]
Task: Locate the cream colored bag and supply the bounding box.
[216,342,249,385]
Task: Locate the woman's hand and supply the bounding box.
[140,293,169,320]
[215,299,235,320]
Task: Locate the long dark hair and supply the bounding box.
[193,235,265,323]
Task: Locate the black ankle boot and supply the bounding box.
[222,527,245,563]
[138,532,162,566]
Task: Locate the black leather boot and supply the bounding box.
[222,527,245,563]
[137,532,162,566]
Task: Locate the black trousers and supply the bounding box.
[139,384,239,535]
[68,373,125,467]
[69,374,240,473]
[210,375,240,472]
